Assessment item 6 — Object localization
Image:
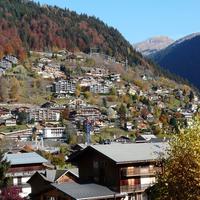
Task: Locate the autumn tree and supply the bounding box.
[75,84,81,97]
[148,121,200,200]
[0,77,9,102]
[118,103,127,125]
[9,77,20,101]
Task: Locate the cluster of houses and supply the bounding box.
[48,67,120,97]
[2,139,168,200]
[0,55,18,75]
[0,51,200,200]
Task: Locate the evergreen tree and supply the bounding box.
[0,151,10,189]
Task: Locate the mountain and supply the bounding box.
[134,36,174,56]
[0,0,153,69]
[150,33,200,89]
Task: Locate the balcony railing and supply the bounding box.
[121,167,160,177]
[120,184,153,193]
[6,170,45,177]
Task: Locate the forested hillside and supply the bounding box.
[151,34,200,89]
[0,0,151,68]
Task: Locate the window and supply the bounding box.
[93,160,99,169]
[17,177,22,185]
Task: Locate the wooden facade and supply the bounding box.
[70,146,161,200]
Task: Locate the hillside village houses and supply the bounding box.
[0,52,200,200]
[26,142,168,200]
[0,55,18,75]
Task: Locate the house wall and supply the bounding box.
[8,163,46,174]
[57,175,75,184]
[21,186,32,198]
[7,163,47,198]
[140,177,155,185]
[42,189,71,200]
[77,149,120,192]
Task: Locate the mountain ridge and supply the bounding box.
[134,36,174,56]
[150,33,200,89]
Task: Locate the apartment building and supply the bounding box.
[90,83,110,94]
[42,126,65,140]
[28,108,61,122]
[52,79,76,94]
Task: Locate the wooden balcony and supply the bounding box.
[121,167,160,177]
[120,184,152,193]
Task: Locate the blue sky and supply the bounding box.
[36,0,200,43]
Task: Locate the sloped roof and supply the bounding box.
[136,134,157,141]
[46,169,68,182]
[70,142,168,164]
[52,182,117,200]
[6,152,48,165]
[90,142,168,164]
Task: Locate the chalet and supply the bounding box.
[5,152,50,198]
[125,122,133,131]
[114,135,132,143]
[85,67,109,77]
[135,134,157,143]
[28,167,125,200]
[5,118,17,126]
[3,55,18,64]
[28,168,79,199]
[0,59,12,69]
[110,74,121,82]
[0,107,12,118]
[28,142,167,200]
[69,143,167,200]
[79,76,97,87]
[107,107,117,120]
[68,98,87,109]
[33,182,124,200]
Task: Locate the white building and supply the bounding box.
[42,126,65,140]
[53,79,76,94]
[28,108,60,122]
[90,83,110,94]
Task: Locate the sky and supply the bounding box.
[36,0,200,44]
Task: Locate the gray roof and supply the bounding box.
[90,142,168,164]
[42,168,79,182]
[6,152,48,165]
[68,168,79,178]
[52,182,117,200]
[46,170,63,182]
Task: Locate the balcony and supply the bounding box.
[6,170,45,177]
[120,184,153,193]
[121,167,160,177]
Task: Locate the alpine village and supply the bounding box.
[0,1,200,200]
